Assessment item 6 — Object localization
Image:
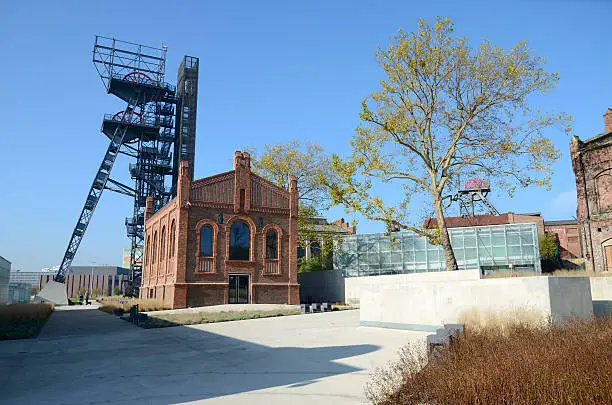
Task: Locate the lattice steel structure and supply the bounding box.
[55,37,197,297]
[442,177,500,217]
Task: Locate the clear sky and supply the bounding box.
[1,0,610,272]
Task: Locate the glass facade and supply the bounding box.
[334,223,541,277]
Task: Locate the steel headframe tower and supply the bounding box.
[441,177,500,217]
[456,178,500,217]
[54,36,179,297]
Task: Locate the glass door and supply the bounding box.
[228,274,249,304]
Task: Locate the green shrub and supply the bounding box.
[112,286,122,296]
[298,253,333,273]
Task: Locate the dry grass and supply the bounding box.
[138,308,302,328]
[483,269,612,279]
[0,303,54,340]
[367,315,612,404]
[97,297,170,313]
[457,307,550,334]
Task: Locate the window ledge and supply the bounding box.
[224,260,256,267]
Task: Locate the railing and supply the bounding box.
[199,258,214,273]
[264,261,279,274]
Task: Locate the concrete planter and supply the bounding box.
[590,277,612,317]
[360,274,593,331]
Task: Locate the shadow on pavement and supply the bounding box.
[0,308,381,404]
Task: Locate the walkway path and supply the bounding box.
[0,308,429,404]
[38,304,133,339]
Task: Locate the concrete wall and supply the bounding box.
[360,273,593,331]
[0,256,10,304]
[345,269,481,304]
[298,269,344,304]
[590,277,612,317]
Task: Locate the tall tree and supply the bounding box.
[327,17,571,271]
[248,140,341,260]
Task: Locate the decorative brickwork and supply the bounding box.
[571,109,612,272]
[142,152,300,308]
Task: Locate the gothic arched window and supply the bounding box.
[229,221,250,260]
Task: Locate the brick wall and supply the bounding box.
[570,110,612,272]
[143,153,300,308]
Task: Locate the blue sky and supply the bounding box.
[1,1,610,271]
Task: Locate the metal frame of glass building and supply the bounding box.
[334,223,541,277]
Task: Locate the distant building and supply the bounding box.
[38,266,129,298]
[68,266,129,276]
[570,109,612,272]
[424,212,545,235]
[8,283,30,303]
[9,270,49,290]
[0,256,10,304]
[544,220,581,259]
[300,217,356,260]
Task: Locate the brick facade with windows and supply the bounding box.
[570,109,612,272]
[140,151,299,308]
[543,220,581,259]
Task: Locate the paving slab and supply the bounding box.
[0,309,429,404]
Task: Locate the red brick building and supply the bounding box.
[571,109,612,272]
[140,151,300,308]
[424,212,545,235]
[543,220,581,259]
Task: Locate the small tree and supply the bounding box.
[113,286,122,296]
[539,233,559,261]
[248,140,344,258]
[328,17,571,271]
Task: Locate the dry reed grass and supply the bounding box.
[97,297,170,313]
[140,308,302,328]
[483,269,612,279]
[457,307,550,334]
[0,302,54,340]
[367,315,612,404]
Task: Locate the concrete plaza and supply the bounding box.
[0,306,429,404]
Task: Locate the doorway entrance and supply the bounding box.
[228,274,249,304]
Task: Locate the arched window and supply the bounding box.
[145,235,150,265]
[169,220,176,258]
[153,231,158,264]
[266,229,278,259]
[310,241,321,257]
[229,220,250,260]
[160,226,166,261]
[200,225,213,257]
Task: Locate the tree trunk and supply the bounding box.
[433,195,459,271]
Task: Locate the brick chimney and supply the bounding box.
[233,151,252,213]
[605,108,612,133]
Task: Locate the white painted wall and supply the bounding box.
[345,269,480,304]
[590,277,612,317]
[359,274,593,331]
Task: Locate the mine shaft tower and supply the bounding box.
[54,36,198,296]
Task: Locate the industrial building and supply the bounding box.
[334,223,542,277]
[140,152,300,308]
[571,109,612,272]
[39,266,129,298]
[9,270,52,290]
